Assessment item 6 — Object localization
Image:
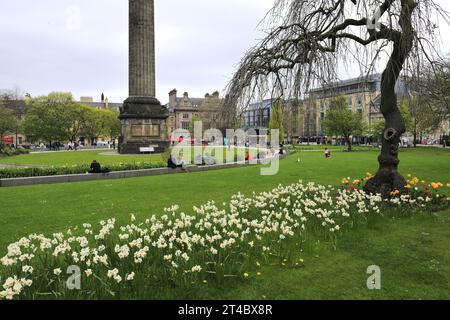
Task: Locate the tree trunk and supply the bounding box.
[347,135,352,152]
[364,0,417,198]
[413,120,417,148]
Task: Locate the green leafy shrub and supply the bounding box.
[0,162,166,179]
[0,146,30,157]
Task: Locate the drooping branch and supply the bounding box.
[221,0,449,196]
[223,0,447,116]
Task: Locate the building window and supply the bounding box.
[263,108,270,127]
[182,122,190,130]
[356,96,363,114]
[183,113,189,119]
[250,111,255,126]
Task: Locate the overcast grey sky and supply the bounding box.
[0,0,449,104]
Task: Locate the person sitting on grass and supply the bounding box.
[167,156,178,169]
[324,148,332,159]
[89,160,102,174]
[204,152,217,166]
[167,155,187,170]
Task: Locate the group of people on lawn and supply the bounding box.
[166,146,283,171]
[88,146,331,175]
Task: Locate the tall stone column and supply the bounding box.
[129,0,156,97]
[119,0,169,154]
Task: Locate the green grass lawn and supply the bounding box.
[0,149,164,167]
[0,146,255,168]
[0,147,449,299]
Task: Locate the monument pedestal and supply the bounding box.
[119,96,169,154]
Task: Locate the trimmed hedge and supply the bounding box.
[0,162,166,179]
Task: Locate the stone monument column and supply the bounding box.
[119,0,169,154]
[129,0,155,97]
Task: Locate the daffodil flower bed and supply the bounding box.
[1,180,448,300]
[0,162,166,179]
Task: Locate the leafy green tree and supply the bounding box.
[80,108,105,145]
[370,120,386,143]
[64,104,91,143]
[401,97,439,147]
[371,102,414,143]
[418,61,450,122]
[269,100,285,143]
[323,96,364,152]
[22,93,74,146]
[101,109,121,141]
[189,115,202,136]
[0,106,18,147]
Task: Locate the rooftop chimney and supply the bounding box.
[169,89,177,107]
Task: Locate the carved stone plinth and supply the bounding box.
[119,0,169,154]
[119,97,169,154]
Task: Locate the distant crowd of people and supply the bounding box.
[35,140,117,152]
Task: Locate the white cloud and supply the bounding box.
[0,0,448,104]
[66,5,82,31]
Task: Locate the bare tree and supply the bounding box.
[415,58,450,124]
[223,0,449,197]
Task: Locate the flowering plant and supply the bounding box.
[1,179,447,300]
[0,161,166,179]
[341,174,450,213]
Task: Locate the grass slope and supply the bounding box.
[0,150,163,167]
[0,147,449,299]
[175,210,450,300]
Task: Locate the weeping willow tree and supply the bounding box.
[223,0,449,197]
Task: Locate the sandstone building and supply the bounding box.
[243,74,415,143]
[166,89,223,136]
